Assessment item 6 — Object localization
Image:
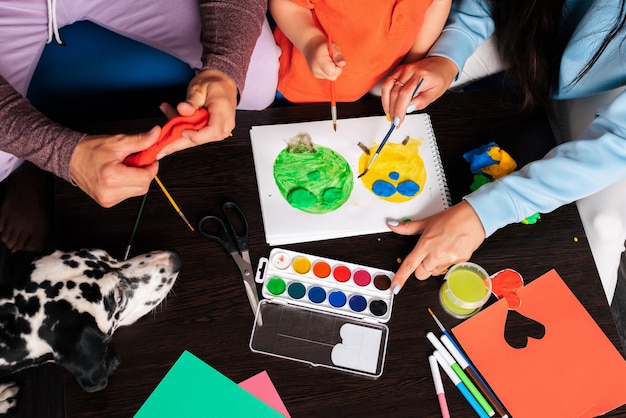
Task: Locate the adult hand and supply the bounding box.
[381,56,458,126]
[69,128,160,208]
[158,68,239,157]
[388,201,486,293]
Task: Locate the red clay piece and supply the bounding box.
[124,108,209,167]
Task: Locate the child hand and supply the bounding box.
[305,37,346,81]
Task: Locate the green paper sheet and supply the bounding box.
[135,351,283,418]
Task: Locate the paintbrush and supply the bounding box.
[357,118,398,178]
[123,177,194,260]
[330,83,337,131]
[327,27,337,131]
[154,175,195,232]
[124,193,148,260]
[357,78,424,178]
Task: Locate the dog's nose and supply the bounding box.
[167,251,182,273]
[142,250,182,274]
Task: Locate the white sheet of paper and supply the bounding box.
[250,114,450,245]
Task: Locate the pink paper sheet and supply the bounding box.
[239,371,291,418]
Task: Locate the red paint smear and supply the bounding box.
[490,268,524,309]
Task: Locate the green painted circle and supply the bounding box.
[266,277,286,295]
[273,145,353,214]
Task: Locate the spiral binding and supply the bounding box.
[422,114,452,208]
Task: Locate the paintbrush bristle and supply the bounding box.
[428,308,446,332]
[178,212,195,232]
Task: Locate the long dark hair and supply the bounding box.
[490,0,626,108]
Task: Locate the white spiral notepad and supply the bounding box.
[250,114,450,245]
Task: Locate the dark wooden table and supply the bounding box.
[55,90,626,417]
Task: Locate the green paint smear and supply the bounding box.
[273,145,353,214]
[521,212,541,224]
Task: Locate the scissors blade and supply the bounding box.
[230,250,259,315]
[240,248,252,266]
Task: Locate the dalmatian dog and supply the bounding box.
[0,248,181,414]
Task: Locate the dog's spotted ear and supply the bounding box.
[43,300,119,392]
[57,324,120,392]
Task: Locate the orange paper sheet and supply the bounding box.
[452,269,626,418]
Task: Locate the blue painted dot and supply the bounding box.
[288,282,306,299]
[308,286,326,303]
[349,295,367,312]
[397,180,420,197]
[371,180,396,197]
[328,291,347,308]
[388,171,400,181]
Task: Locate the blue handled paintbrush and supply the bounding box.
[357,78,424,178]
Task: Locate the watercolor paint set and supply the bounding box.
[249,248,395,378]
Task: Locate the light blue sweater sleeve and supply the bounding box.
[427,0,494,76]
[465,90,626,237]
[427,0,626,237]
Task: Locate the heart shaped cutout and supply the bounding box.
[503,309,546,349]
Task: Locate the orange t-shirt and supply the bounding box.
[275,0,433,103]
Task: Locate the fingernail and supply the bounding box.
[393,284,401,295]
[406,103,416,114]
[388,220,399,226]
[385,113,391,122]
[393,116,400,126]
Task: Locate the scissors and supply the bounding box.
[198,201,259,315]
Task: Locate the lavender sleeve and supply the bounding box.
[198,0,268,95]
[0,1,267,182]
[0,75,84,182]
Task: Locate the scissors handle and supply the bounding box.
[222,201,249,253]
[197,215,238,254]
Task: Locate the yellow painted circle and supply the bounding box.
[292,256,312,274]
[359,137,426,202]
